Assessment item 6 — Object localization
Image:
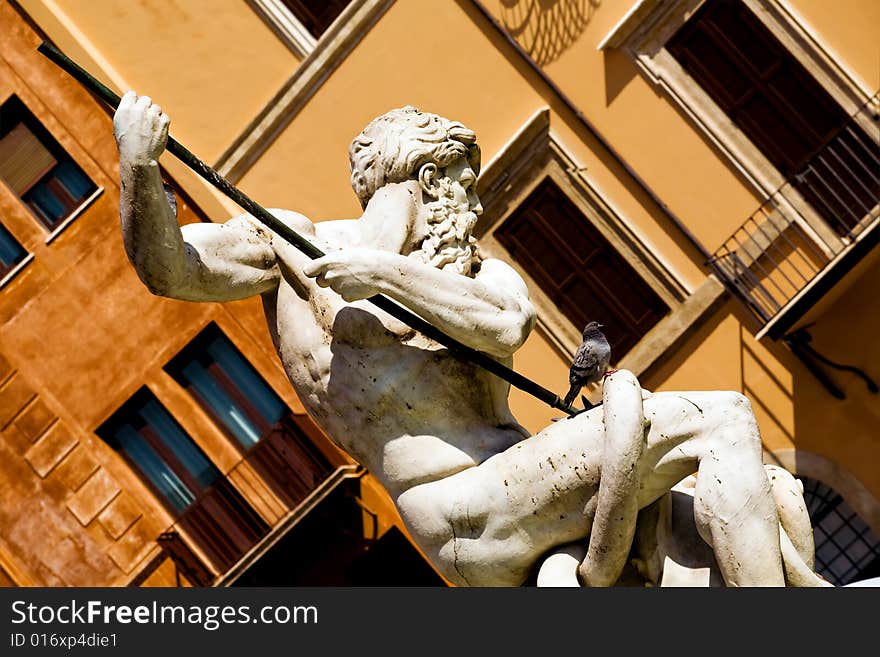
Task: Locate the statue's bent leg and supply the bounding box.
[765,465,814,568]
[578,370,647,586]
[399,388,787,587]
[683,394,785,586]
[765,465,831,586]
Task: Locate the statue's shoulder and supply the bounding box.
[477,257,529,291]
[477,257,517,274]
[227,208,317,239]
[267,209,317,235]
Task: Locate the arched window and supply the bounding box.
[801,477,880,586]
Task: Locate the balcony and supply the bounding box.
[134,415,342,586]
[708,92,880,341]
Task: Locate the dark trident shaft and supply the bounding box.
[38,40,579,416]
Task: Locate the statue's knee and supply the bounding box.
[725,391,753,414]
[720,391,758,430]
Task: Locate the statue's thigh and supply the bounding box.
[636,390,759,505]
[415,418,606,585]
[450,413,608,547]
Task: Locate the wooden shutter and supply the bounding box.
[667,0,878,235]
[0,123,56,195]
[496,179,669,358]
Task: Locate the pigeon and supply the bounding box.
[563,321,611,409]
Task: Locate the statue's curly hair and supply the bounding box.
[349,106,480,209]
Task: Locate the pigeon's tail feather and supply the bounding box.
[563,384,580,409]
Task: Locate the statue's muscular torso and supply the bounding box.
[262,219,529,498]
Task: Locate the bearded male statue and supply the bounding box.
[114,92,827,587]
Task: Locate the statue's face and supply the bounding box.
[441,156,483,225]
[409,155,483,275]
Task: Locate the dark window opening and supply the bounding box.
[280,0,350,39]
[98,388,269,573]
[0,96,97,230]
[232,479,445,586]
[667,0,879,236]
[0,222,27,278]
[495,178,669,357]
[801,476,880,586]
[165,323,332,508]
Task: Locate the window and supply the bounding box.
[165,323,331,508]
[164,323,286,450]
[599,0,879,337]
[495,178,670,357]
[98,388,269,573]
[801,476,880,586]
[280,0,350,39]
[0,96,97,230]
[98,388,221,513]
[247,0,352,58]
[0,222,27,279]
[666,0,878,236]
[471,108,686,366]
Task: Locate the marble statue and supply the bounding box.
[113,93,828,587]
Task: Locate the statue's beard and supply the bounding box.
[410,188,481,276]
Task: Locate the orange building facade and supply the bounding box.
[0,0,877,586]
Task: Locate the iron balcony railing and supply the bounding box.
[708,92,880,335]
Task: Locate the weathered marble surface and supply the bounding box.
[114,96,828,586]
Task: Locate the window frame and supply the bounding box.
[163,322,288,452]
[247,0,354,58]
[97,387,224,515]
[476,108,694,363]
[247,0,319,58]
[0,220,31,284]
[0,93,103,244]
[598,0,879,254]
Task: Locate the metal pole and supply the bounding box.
[37,41,581,416]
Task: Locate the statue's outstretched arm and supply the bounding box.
[115,92,280,302]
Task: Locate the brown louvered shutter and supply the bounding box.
[667,0,878,235]
[496,179,668,358]
[0,123,56,195]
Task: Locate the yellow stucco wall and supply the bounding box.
[18,0,300,164]
[788,0,880,91]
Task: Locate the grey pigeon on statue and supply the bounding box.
[563,321,611,409]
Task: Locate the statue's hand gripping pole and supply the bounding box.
[38,41,582,417]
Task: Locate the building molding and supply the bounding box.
[765,446,880,535]
[477,107,723,368]
[44,186,103,244]
[246,0,317,59]
[214,0,394,183]
[0,538,35,586]
[598,0,878,254]
[0,252,34,291]
[618,274,726,376]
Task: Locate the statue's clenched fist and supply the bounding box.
[113,91,169,166]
